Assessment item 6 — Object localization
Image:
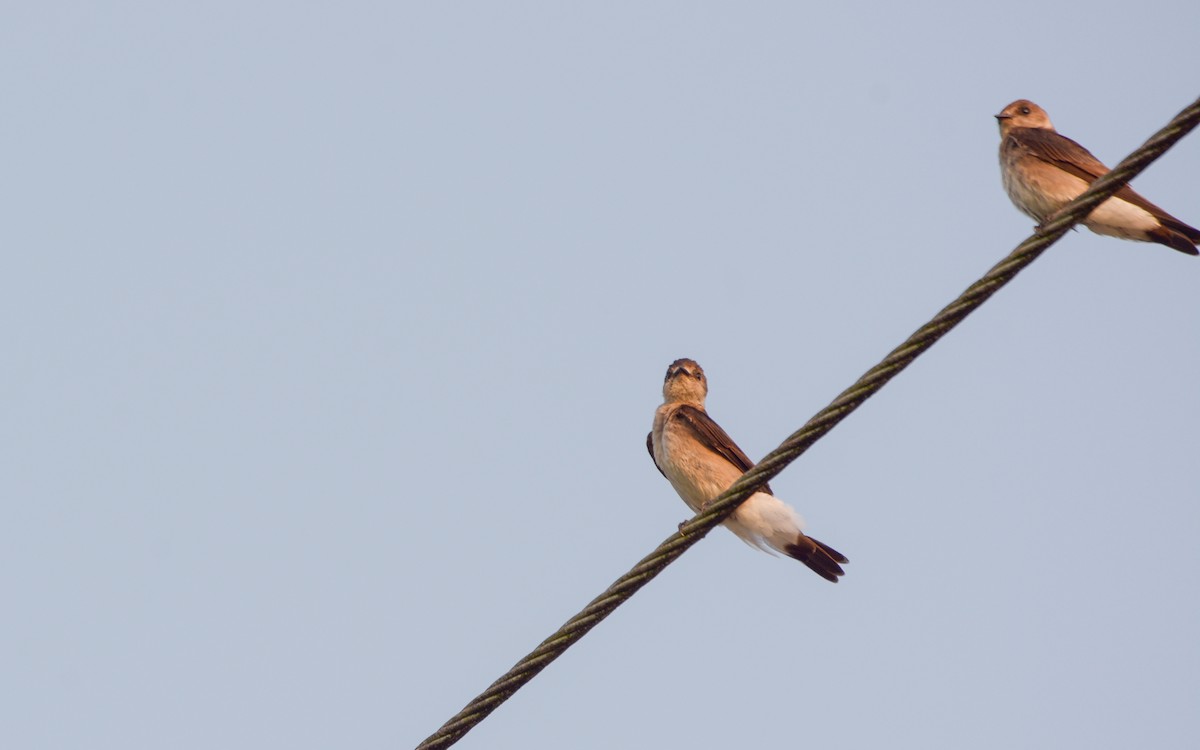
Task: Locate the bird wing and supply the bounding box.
[672,405,773,495]
[1013,127,1109,182]
[1015,127,1190,228]
[646,431,667,478]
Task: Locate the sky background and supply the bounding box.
[4,2,1198,749]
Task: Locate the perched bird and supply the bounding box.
[995,99,1199,256]
[647,358,847,582]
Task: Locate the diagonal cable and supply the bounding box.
[415,94,1200,750]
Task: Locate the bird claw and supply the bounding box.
[1033,223,1078,234]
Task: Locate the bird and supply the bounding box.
[647,358,847,582]
[995,99,1199,256]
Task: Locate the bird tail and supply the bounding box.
[1166,217,1200,244]
[1148,225,1200,255]
[784,534,848,583]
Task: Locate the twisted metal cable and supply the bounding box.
[415,94,1200,750]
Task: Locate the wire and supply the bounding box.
[415,94,1200,750]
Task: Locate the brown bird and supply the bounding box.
[647,358,847,582]
[995,99,1199,256]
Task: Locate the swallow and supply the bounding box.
[995,99,1199,256]
[647,358,847,582]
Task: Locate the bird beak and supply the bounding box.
[994,113,1012,121]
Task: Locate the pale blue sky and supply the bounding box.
[4,3,1198,749]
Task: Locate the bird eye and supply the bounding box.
[1020,106,1031,115]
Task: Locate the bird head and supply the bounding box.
[662,358,708,405]
[995,99,1054,136]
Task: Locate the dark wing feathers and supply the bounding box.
[1011,127,1108,182]
[672,405,773,496]
[646,432,667,478]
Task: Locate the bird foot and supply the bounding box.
[1033,222,1078,234]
